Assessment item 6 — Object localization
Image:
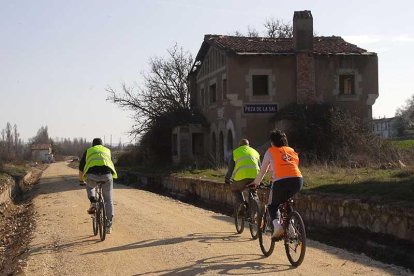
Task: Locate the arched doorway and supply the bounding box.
[211,132,216,160]
[227,129,234,152]
[219,131,224,163]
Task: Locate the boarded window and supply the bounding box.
[339,75,355,95]
[252,75,269,96]
[172,134,178,155]
[200,88,204,106]
[192,133,204,155]
[209,83,217,103]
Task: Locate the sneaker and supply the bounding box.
[106,220,113,234]
[272,219,284,239]
[87,203,97,214]
[106,226,112,234]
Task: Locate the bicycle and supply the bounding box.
[258,196,306,267]
[91,181,107,241]
[234,183,260,239]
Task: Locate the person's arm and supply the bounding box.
[225,153,235,183]
[253,151,271,186]
[78,151,87,181]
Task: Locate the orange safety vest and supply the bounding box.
[268,146,302,179]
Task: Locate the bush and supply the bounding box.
[273,104,401,166]
[116,146,144,167]
[137,109,207,166]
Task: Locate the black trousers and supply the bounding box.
[268,177,303,221]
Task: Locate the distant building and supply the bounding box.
[372,117,399,138]
[173,10,379,164]
[31,143,53,162]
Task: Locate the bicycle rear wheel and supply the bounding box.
[98,200,107,241]
[234,203,245,234]
[258,207,275,256]
[248,198,260,240]
[92,212,98,236]
[284,211,306,267]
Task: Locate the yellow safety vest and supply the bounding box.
[232,145,260,181]
[83,145,118,180]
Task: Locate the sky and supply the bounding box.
[1,0,413,144]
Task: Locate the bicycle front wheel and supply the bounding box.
[98,200,107,241]
[284,211,306,267]
[234,203,245,234]
[258,208,275,256]
[248,199,260,240]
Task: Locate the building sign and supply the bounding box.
[244,104,278,114]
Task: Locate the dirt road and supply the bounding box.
[20,162,409,275]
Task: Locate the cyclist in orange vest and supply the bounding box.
[252,130,303,238]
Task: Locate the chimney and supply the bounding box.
[294,10,316,104]
[293,10,313,51]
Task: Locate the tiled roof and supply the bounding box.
[204,35,374,55]
[31,143,52,150]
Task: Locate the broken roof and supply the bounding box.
[190,34,376,76]
[31,144,52,150]
[203,34,374,55]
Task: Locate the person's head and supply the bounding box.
[239,139,249,146]
[270,130,288,147]
[92,138,103,146]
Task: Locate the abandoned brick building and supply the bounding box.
[172,10,378,164]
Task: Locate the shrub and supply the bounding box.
[273,104,401,166]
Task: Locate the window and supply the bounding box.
[172,134,178,155]
[222,79,227,97]
[252,75,269,96]
[200,88,204,106]
[339,75,355,95]
[209,83,217,104]
[192,133,204,155]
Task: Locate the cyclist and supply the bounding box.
[252,130,303,238]
[79,138,117,234]
[225,138,261,213]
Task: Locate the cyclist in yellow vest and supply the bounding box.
[225,139,261,212]
[79,138,118,234]
[252,130,303,238]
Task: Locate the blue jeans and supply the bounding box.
[86,173,114,221]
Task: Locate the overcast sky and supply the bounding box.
[1,0,413,144]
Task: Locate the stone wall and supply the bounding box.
[161,176,414,243]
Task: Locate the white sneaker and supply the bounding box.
[272,219,284,238]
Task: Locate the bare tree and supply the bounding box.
[233,30,244,37]
[30,126,50,144]
[395,94,414,135]
[247,26,259,37]
[107,43,193,137]
[263,18,293,38]
[5,122,13,159]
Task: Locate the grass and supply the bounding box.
[301,166,414,203]
[391,139,414,150]
[0,163,29,178]
[119,164,414,204]
[67,160,79,170]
